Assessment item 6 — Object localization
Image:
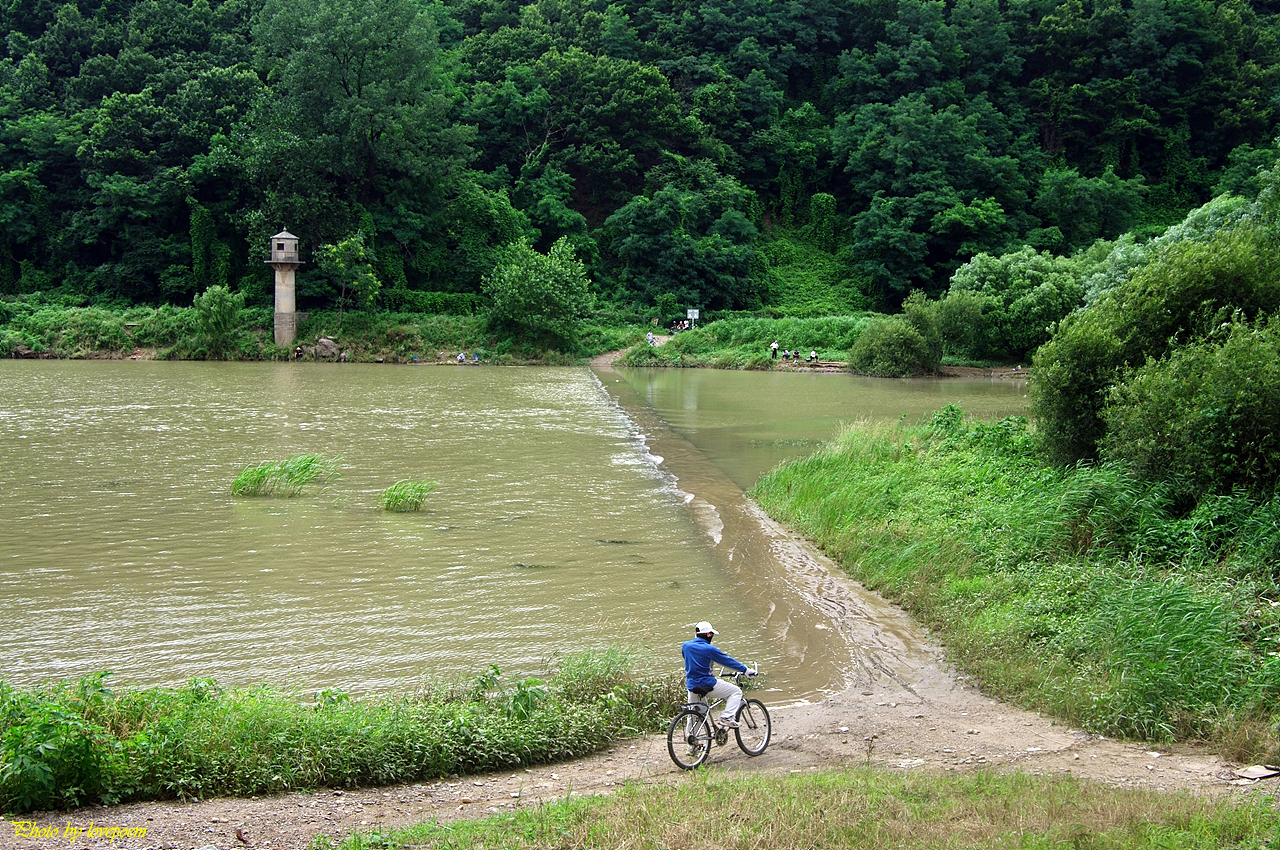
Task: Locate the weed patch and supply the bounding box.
[0,652,680,813]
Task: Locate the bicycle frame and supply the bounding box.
[668,664,770,769]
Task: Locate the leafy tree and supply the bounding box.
[315,231,382,323]
[250,0,473,244]
[604,157,759,310]
[945,246,1089,360]
[482,236,591,346]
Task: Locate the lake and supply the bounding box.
[0,360,1025,699]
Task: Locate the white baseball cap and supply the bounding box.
[695,621,717,635]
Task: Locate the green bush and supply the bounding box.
[1031,210,1280,465]
[1100,314,1280,499]
[192,285,246,359]
[945,246,1089,361]
[847,315,936,377]
[483,238,591,347]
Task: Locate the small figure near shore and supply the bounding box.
[457,352,466,362]
[770,340,779,359]
[808,349,817,362]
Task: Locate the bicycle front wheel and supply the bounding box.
[734,699,771,756]
[668,709,713,769]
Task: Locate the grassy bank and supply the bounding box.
[0,299,648,363]
[0,651,683,814]
[327,769,1279,850]
[620,316,871,368]
[751,406,1280,758]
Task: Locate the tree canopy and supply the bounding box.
[2,0,1279,315]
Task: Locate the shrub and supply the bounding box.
[1101,314,1280,499]
[1031,214,1280,465]
[0,656,679,813]
[483,238,591,347]
[192,285,247,359]
[848,316,936,377]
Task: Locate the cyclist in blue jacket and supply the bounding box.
[682,621,754,728]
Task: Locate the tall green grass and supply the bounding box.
[750,405,1280,754]
[377,480,437,511]
[0,652,683,813]
[232,454,342,497]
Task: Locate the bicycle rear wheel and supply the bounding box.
[668,709,713,769]
[734,699,771,756]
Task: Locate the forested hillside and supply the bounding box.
[2,0,1279,315]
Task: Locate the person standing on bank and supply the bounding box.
[682,621,753,727]
[770,340,779,359]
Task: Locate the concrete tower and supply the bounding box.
[267,230,303,348]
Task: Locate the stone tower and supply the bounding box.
[267,230,302,348]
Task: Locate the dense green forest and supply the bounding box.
[3,0,1280,320]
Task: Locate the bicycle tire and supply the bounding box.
[734,698,771,756]
[668,709,713,769]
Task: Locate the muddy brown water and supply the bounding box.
[0,360,1025,701]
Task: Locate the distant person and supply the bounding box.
[473,352,480,362]
[809,349,817,362]
[782,349,791,360]
[770,340,779,359]
[457,352,466,362]
[681,622,754,728]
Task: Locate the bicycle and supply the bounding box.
[667,667,771,770]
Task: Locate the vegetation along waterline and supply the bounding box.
[326,771,1280,850]
[0,651,683,814]
[752,406,1280,758]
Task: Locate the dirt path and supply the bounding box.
[7,354,1270,850]
[8,676,1260,850]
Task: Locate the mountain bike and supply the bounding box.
[667,667,771,770]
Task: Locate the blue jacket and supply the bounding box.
[682,636,747,692]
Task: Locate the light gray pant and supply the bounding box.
[688,678,744,723]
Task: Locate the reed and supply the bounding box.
[231,454,342,497]
[377,479,437,512]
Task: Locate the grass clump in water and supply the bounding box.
[377,479,437,512]
[231,454,342,497]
